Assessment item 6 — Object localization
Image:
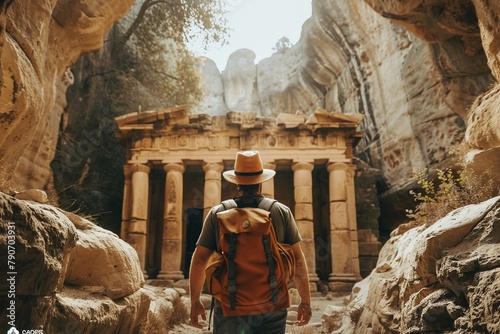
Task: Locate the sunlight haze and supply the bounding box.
[188,0,312,71]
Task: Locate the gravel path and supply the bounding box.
[170,293,350,334]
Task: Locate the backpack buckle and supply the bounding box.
[227,280,237,293]
[269,277,278,290]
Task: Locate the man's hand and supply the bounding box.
[190,300,207,329]
[297,301,312,326]
[189,245,212,329]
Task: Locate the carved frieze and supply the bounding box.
[118,107,362,156]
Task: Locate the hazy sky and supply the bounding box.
[188,0,312,71]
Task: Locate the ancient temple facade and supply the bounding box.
[115,106,368,291]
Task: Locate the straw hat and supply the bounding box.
[222,151,275,185]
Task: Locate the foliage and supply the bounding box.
[109,0,230,112]
[406,156,496,226]
[272,36,293,53]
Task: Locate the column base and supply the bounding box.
[157,271,184,281]
[328,273,360,292]
[308,273,320,292]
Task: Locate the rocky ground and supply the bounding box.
[170,292,350,334]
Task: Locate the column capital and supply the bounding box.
[327,162,349,173]
[263,162,276,170]
[291,161,314,172]
[130,163,151,174]
[163,163,185,173]
[124,164,134,177]
[202,162,224,173]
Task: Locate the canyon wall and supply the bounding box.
[1,0,498,233]
[0,0,133,193]
[196,0,499,230]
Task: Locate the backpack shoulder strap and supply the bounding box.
[258,198,277,211]
[220,199,237,211]
[214,199,237,252]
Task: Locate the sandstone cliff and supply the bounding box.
[325,196,500,333]
[1,0,498,233]
[0,0,133,193]
[196,0,499,231]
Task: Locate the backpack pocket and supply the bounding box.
[205,251,225,298]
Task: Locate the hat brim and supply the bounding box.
[222,169,276,185]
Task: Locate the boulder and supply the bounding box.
[332,196,500,333]
[0,192,77,297]
[63,212,144,300]
[0,192,171,332]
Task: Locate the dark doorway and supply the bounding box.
[313,165,331,281]
[184,208,204,277]
[146,167,166,278]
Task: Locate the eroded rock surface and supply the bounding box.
[0,191,185,332]
[0,0,133,192]
[329,196,500,333]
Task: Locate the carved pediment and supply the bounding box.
[115,108,364,154]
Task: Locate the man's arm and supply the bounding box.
[189,244,213,328]
[292,242,312,326]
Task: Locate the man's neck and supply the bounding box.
[234,194,264,207]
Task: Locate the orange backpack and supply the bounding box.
[205,198,295,317]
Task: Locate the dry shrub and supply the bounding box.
[406,150,497,227]
[322,315,341,333]
[167,296,189,328]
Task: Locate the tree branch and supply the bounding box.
[111,0,179,59]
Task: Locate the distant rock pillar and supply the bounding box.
[262,162,276,198]
[128,163,151,276]
[158,163,185,280]
[292,162,319,291]
[203,162,224,219]
[327,162,361,291]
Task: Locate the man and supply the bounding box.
[189,150,312,333]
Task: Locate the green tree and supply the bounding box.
[110,0,230,111]
[53,0,229,232]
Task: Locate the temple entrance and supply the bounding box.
[184,208,203,277]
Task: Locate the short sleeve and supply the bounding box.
[270,202,302,245]
[196,206,219,250]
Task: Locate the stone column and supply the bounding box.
[292,162,319,291]
[128,163,151,276]
[203,162,224,219]
[327,162,360,291]
[158,163,185,280]
[262,162,276,198]
[120,164,133,240]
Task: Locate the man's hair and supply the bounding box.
[238,184,261,195]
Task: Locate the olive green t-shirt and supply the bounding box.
[196,196,302,250]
